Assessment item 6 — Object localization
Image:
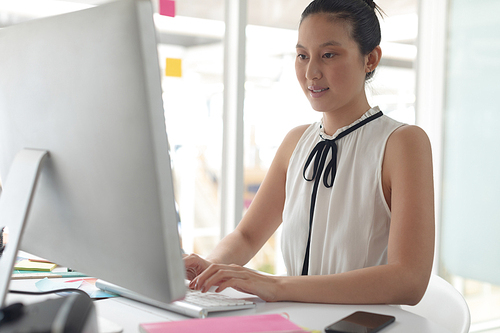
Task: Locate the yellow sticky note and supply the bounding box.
[165,58,182,77]
[14,259,57,272]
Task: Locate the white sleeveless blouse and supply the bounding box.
[281,107,404,276]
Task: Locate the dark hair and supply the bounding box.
[300,0,383,80]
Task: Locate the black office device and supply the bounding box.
[325,311,395,333]
[0,294,97,333]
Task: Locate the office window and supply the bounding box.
[156,3,225,257]
[440,0,500,329]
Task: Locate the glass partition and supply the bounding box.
[441,0,500,328]
[155,7,225,257]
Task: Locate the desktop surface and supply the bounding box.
[6,278,453,333]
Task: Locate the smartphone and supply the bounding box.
[325,311,395,333]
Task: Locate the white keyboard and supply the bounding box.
[95,279,256,318]
[182,289,255,311]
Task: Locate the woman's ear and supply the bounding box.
[365,45,382,74]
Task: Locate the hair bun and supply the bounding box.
[364,0,377,10]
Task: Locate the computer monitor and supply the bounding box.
[0,0,186,307]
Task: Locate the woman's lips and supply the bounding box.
[308,86,329,98]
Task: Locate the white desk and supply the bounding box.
[6,278,452,333]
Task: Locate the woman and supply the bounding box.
[184,0,434,306]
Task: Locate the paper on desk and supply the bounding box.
[36,277,83,292]
[35,278,118,299]
[66,278,119,299]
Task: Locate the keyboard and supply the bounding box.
[95,279,256,318]
[183,288,255,311]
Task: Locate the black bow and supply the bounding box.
[303,139,338,188]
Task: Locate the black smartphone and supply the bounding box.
[325,311,395,333]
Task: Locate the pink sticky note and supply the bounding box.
[139,314,306,333]
[159,0,175,17]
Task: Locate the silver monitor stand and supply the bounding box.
[0,149,48,307]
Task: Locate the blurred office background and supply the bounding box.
[1,0,499,331]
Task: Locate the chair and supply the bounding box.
[402,274,471,333]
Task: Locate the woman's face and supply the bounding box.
[295,13,370,115]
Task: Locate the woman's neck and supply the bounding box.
[321,99,372,136]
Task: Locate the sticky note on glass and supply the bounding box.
[159,0,175,17]
[165,58,182,77]
[14,259,57,272]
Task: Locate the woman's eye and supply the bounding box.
[323,53,336,59]
[297,54,307,60]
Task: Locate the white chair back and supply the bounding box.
[402,274,471,333]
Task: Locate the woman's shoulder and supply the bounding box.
[384,124,433,175]
[386,125,431,151]
[282,123,316,153]
[285,123,313,142]
[274,123,315,172]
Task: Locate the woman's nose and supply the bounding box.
[305,58,322,81]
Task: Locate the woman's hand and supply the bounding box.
[188,263,281,302]
[183,253,213,281]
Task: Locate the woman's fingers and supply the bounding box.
[188,263,280,302]
[201,266,250,292]
[189,263,236,290]
[183,253,211,281]
[190,264,264,293]
[186,267,198,281]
